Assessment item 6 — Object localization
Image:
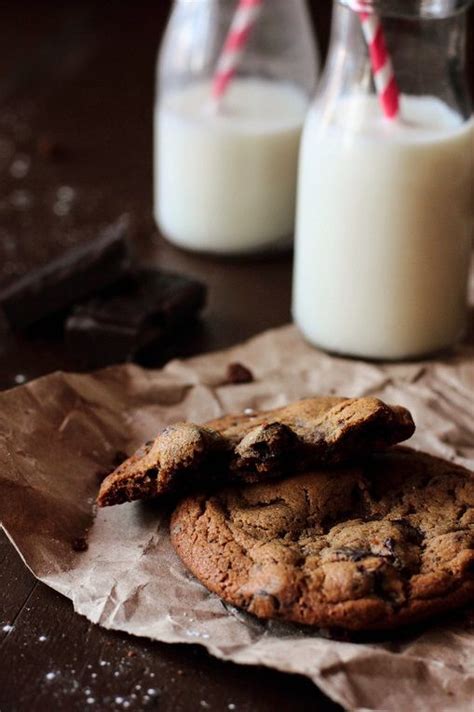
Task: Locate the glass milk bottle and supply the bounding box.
[293,0,474,360]
[155,0,319,255]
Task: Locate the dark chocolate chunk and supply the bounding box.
[66,268,206,366]
[0,216,131,328]
[226,362,254,384]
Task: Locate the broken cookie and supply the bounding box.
[97,396,415,507]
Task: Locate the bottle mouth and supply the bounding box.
[338,0,473,18]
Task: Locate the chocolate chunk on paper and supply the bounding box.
[0,322,473,711]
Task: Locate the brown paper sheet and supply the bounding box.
[1,322,473,711]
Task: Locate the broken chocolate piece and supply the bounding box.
[65,269,206,366]
[0,216,131,328]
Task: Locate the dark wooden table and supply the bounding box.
[0,3,472,711]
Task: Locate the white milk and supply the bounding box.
[155,79,309,254]
[293,94,474,360]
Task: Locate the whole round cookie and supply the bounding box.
[170,447,474,631]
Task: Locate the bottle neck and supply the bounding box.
[164,0,318,97]
[337,0,473,18]
[319,2,472,117]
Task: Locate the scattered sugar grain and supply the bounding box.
[10,155,30,179]
[57,185,75,202]
[10,189,32,210]
[53,201,71,217]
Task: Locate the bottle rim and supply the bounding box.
[338,0,473,18]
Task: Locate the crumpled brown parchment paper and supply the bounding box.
[0,323,473,712]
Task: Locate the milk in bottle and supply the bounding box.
[293,1,474,360]
[294,94,474,359]
[155,0,318,255]
[157,79,309,254]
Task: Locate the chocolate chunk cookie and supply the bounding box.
[171,448,474,631]
[97,396,415,507]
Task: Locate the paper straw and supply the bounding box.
[212,0,264,102]
[358,11,400,119]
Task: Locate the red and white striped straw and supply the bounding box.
[358,11,400,119]
[212,0,263,102]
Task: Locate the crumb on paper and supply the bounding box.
[226,362,254,385]
[36,135,68,162]
[71,537,88,553]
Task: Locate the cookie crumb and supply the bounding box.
[37,135,68,162]
[71,537,88,553]
[226,362,254,384]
